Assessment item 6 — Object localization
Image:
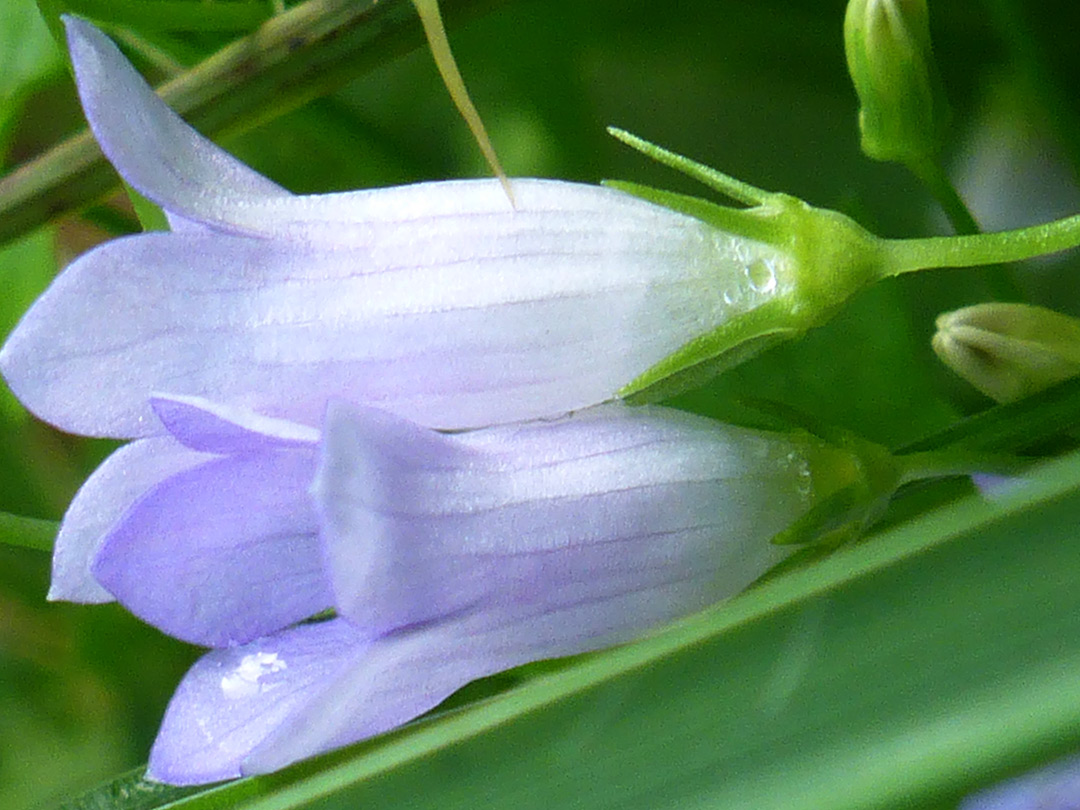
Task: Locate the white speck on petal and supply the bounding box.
[220,651,287,700]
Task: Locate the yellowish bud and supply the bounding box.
[932,303,1080,402]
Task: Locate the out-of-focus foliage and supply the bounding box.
[3,1,1080,808]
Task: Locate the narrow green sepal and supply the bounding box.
[770,483,878,548]
[772,431,902,548]
[619,301,797,402]
[602,180,778,244]
[607,126,769,206]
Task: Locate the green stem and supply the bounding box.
[0,0,506,249]
[907,155,981,237]
[906,155,1023,301]
[880,211,1080,278]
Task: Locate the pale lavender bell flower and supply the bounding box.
[49,390,856,784]
[0,17,796,438]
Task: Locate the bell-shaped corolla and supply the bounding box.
[0,16,812,439]
[56,394,876,783]
[48,394,331,648]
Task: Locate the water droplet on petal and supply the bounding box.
[220,651,287,700]
[745,259,777,294]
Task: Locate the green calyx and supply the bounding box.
[772,428,903,549]
[605,128,885,402]
[606,128,1080,405]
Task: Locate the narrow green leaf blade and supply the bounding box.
[0,510,58,552]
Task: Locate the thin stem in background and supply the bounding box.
[905,155,1023,301]
[982,0,1080,188]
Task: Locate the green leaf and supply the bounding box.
[0,228,74,519]
[55,769,206,810]
[0,510,58,552]
[55,447,1080,810]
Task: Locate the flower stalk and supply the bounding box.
[879,214,1080,276]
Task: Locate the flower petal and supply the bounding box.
[150,394,319,453]
[959,751,1080,810]
[147,619,428,784]
[315,401,802,638]
[5,17,793,436]
[1,210,777,436]
[146,403,833,784]
[49,437,211,603]
[92,447,329,647]
[64,15,291,231]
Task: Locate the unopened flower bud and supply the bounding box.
[932,303,1080,402]
[844,0,948,166]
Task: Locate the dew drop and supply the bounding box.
[745,259,777,294]
[220,651,287,700]
[785,450,814,500]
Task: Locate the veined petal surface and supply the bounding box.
[92,440,327,648]
[0,18,797,437]
[147,402,829,784]
[91,397,328,652]
[49,437,212,603]
[2,223,783,436]
[53,395,328,644]
[315,402,807,637]
[149,394,320,453]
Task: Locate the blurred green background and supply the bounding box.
[2,1,1080,807]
